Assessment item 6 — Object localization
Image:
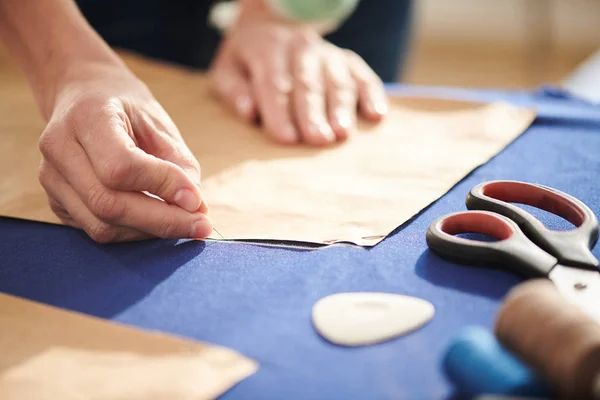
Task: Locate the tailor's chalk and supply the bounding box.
[443,326,551,398]
[496,279,600,400]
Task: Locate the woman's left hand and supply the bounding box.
[210,14,388,146]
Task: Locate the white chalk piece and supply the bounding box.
[312,292,435,346]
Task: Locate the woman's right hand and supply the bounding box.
[37,61,213,243]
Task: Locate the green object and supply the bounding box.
[266,0,359,23]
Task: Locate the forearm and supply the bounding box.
[0,0,124,118]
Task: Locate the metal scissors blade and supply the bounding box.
[550,264,600,324]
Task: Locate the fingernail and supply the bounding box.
[280,125,298,143]
[174,189,201,213]
[235,95,253,118]
[189,217,213,239]
[318,123,336,141]
[336,111,353,129]
[371,100,388,116]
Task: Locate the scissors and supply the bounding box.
[426,180,600,322]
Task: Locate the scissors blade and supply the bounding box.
[549,264,600,324]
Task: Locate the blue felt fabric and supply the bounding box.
[0,85,599,399]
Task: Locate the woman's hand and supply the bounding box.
[210,14,388,146]
[37,62,212,243]
[0,0,213,243]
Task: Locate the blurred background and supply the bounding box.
[403,0,600,89]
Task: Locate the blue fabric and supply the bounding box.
[0,85,599,399]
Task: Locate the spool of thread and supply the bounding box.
[442,326,550,397]
[495,279,600,399]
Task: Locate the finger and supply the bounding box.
[129,107,209,214]
[39,129,213,240]
[323,46,357,141]
[291,34,336,146]
[248,47,298,144]
[39,161,152,243]
[346,50,388,121]
[47,195,72,223]
[211,57,257,122]
[70,104,206,214]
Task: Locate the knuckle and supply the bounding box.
[258,26,289,45]
[161,141,185,161]
[329,74,356,92]
[72,95,114,116]
[147,162,175,197]
[88,188,125,222]
[157,215,180,238]
[49,201,71,223]
[332,87,357,105]
[344,49,361,63]
[351,61,380,86]
[293,30,318,47]
[37,161,52,188]
[48,199,64,216]
[242,40,273,63]
[185,154,201,171]
[296,71,323,93]
[180,154,202,176]
[86,222,119,244]
[270,26,287,39]
[99,156,135,188]
[252,60,287,87]
[345,52,380,83]
[69,96,127,132]
[155,173,173,198]
[64,96,99,127]
[62,107,80,132]
[38,126,61,158]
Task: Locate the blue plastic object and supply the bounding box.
[443,326,552,398]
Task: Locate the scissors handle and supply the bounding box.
[466,180,599,269]
[426,211,558,278]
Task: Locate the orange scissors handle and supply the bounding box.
[426,181,599,279]
[427,210,559,278]
[466,180,598,269]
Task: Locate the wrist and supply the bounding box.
[0,0,126,119]
[239,0,270,15]
[37,44,125,119]
[237,0,295,27]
